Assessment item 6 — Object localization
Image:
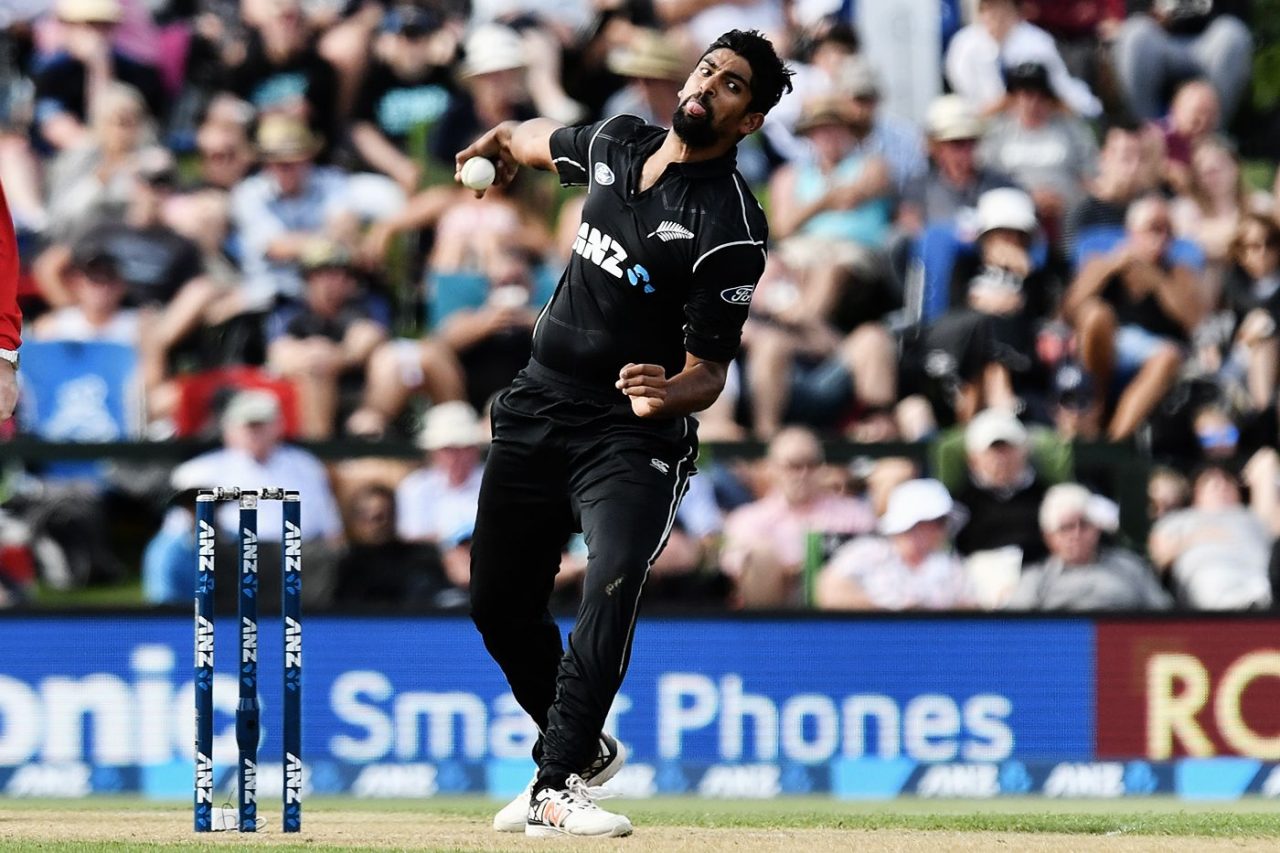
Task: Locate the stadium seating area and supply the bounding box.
[4,0,1280,612]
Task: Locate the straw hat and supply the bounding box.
[418,401,486,451]
[607,31,687,83]
[459,25,526,78]
[57,0,123,24]
[794,96,854,135]
[926,94,984,141]
[255,115,323,162]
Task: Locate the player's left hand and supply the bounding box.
[617,363,668,418]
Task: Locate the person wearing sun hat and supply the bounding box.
[1004,482,1170,611]
[601,30,689,127]
[34,0,166,152]
[815,478,972,611]
[899,94,1015,232]
[230,113,358,309]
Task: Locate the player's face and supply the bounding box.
[673,49,763,149]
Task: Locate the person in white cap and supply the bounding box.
[951,407,1049,565]
[395,401,487,590]
[1005,483,1170,611]
[815,478,971,611]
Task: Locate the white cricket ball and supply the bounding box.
[460,156,496,191]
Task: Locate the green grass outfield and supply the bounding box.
[1,795,1279,848]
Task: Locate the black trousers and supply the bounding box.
[470,364,697,782]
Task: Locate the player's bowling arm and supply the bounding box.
[455,119,563,186]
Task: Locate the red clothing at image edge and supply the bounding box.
[0,181,20,351]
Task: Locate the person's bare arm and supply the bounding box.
[350,121,422,192]
[769,158,891,239]
[1062,250,1127,321]
[1152,264,1205,334]
[814,566,876,610]
[1146,525,1180,572]
[616,353,728,418]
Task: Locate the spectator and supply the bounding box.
[191,94,256,191]
[1208,214,1280,410]
[428,24,543,167]
[1063,121,1158,255]
[815,478,971,611]
[168,389,345,607]
[898,94,1013,234]
[945,0,1102,118]
[229,114,357,310]
[977,62,1098,235]
[1156,79,1219,194]
[752,97,899,440]
[1050,360,1104,442]
[32,0,165,152]
[1063,194,1203,439]
[952,408,1051,565]
[719,427,876,608]
[334,484,463,609]
[395,400,486,591]
[42,81,152,241]
[31,238,143,346]
[831,58,926,195]
[222,0,340,152]
[266,240,389,438]
[1113,1,1252,126]
[1148,466,1192,521]
[601,29,687,128]
[1171,136,1251,270]
[1148,463,1273,609]
[938,187,1057,411]
[350,4,458,193]
[1005,482,1170,610]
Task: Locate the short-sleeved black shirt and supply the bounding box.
[540,114,768,389]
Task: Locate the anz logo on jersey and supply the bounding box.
[572,223,654,293]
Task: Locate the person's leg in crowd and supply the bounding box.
[346,337,465,436]
[1108,327,1183,440]
[1074,298,1118,404]
[837,322,899,440]
[744,323,799,440]
[1113,14,1195,121]
[268,336,345,439]
[1245,336,1280,411]
[1189,16,1254,126]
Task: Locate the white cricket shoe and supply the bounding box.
[525,774,632,838]
[492,733,626,833]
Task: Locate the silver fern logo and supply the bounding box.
[647,221,694,242]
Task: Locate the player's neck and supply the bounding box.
[639,131,734,192]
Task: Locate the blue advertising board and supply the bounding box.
[0,616,1101,799]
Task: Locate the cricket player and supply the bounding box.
[455,29,792,837]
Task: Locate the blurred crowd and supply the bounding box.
[2,0,1280,612]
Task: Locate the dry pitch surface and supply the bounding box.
[0,798,1278,852]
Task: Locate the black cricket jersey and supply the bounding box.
[536,114,768,391]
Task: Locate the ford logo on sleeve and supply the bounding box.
[720,284,755,305]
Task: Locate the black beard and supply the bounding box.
[672,96,718,149]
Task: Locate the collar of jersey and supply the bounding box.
[633,125,738,181]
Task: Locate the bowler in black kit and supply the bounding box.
[455,29,792,837]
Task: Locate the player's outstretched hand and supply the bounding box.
[455,123,520,198]
[617,363,668,418]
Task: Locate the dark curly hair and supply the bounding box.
[702,29,794,116]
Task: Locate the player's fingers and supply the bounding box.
[621,385,666,399]
[618,363,664,379]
